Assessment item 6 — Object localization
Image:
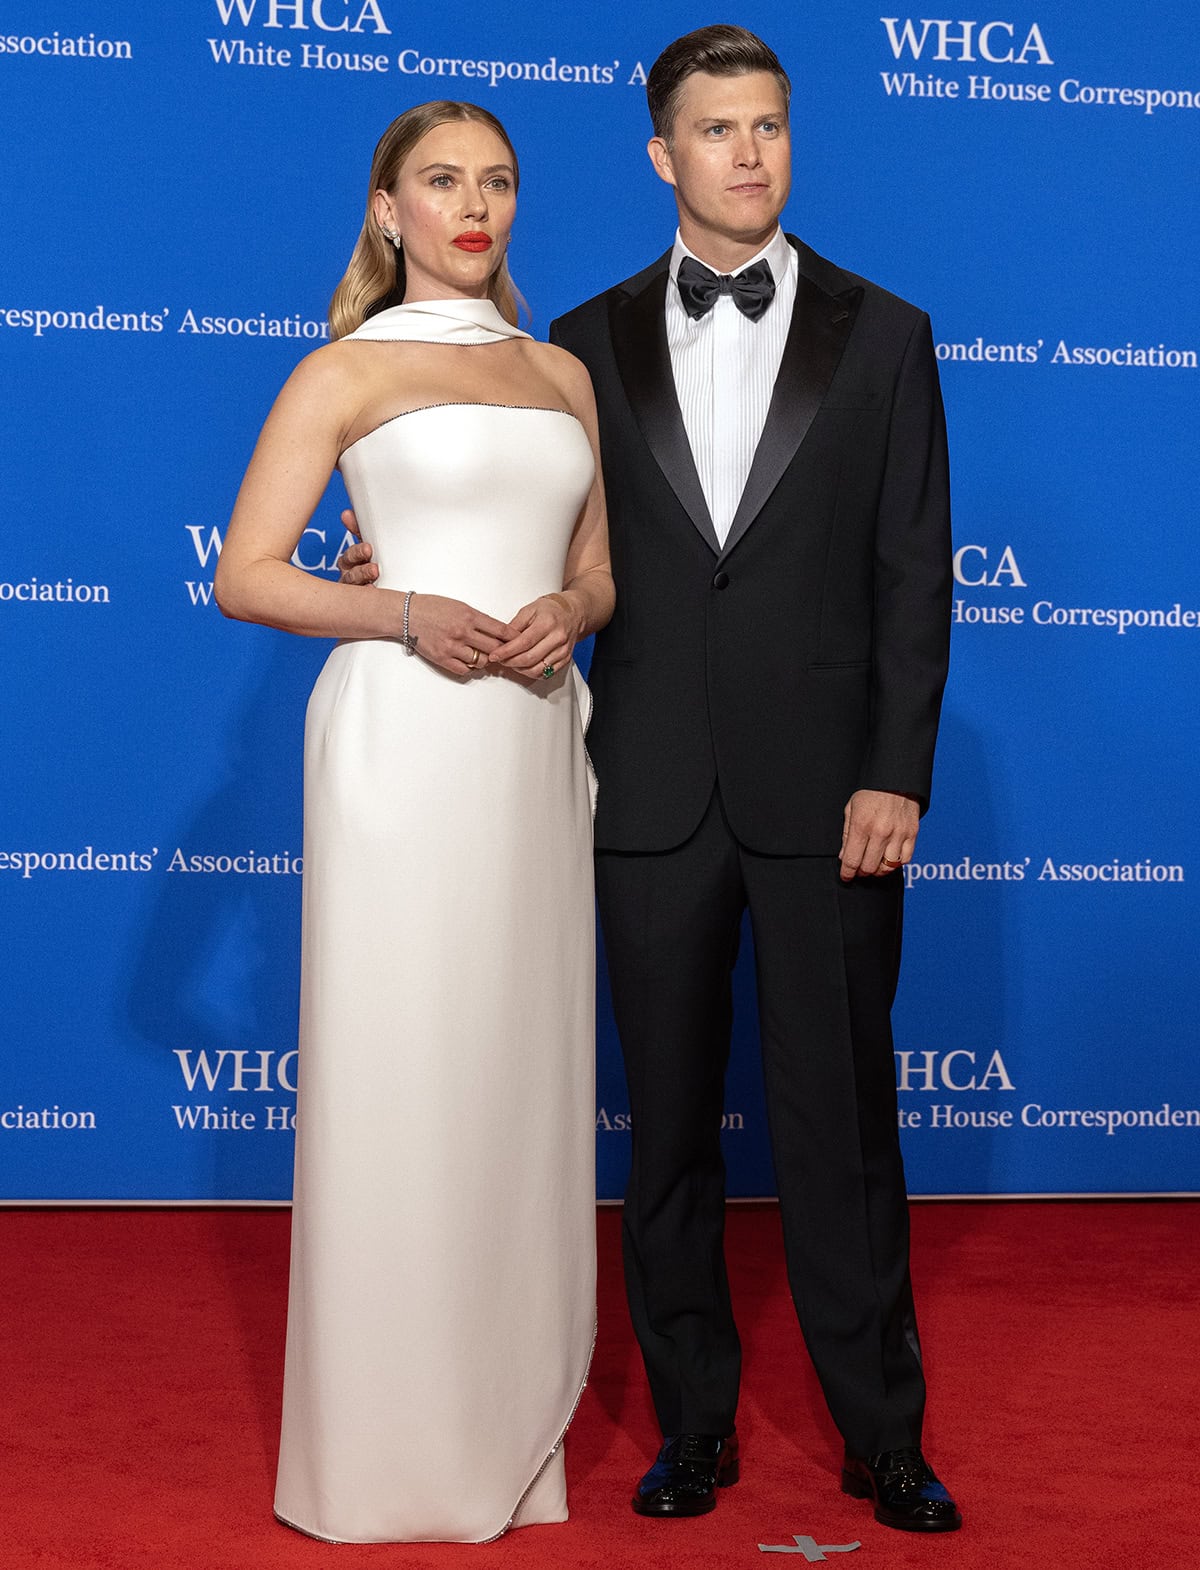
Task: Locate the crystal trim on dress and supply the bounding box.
[483,1313,599,1544]
[340,403,578,459]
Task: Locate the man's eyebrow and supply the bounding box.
[691,111,787,125]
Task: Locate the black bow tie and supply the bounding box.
[676,256,776,322]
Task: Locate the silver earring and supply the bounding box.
[382,227,402,250]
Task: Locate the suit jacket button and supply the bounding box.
[712,570,730,590]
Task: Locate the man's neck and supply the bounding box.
[677,219,782,275]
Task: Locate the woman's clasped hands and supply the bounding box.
[402,589,582,681]
[487,591,583,681]
[337,533,583,681]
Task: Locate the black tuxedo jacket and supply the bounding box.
[550,236,951,856]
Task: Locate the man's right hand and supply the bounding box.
[336,509,378,585]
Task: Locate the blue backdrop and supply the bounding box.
[2,2,1197,1201]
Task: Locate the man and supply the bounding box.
[344,25,958,1534]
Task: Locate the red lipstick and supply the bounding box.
[453,232,492,252]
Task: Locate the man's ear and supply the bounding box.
[646,137,677,189]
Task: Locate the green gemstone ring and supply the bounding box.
[542,664,555,680]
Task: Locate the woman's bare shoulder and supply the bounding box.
[273,339,361,399]
[274,337,413,421]
[523,338,596,414]
[290,336,377,383]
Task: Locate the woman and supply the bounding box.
[214,101,613,1544]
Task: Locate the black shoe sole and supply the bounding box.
[841,1469,962,1533]
[630,1492,718,1517]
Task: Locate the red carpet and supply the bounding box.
[4,1202,1199,1570]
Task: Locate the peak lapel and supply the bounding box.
[608,266,720,556]
[719,273,863,561]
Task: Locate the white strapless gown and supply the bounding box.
[274,301,597,1544]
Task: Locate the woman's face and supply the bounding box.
[374,119,518,302]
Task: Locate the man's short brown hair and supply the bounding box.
[645,24,791,142]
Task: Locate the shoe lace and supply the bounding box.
[676,1434,718,1465]
[874,1447,926,1487]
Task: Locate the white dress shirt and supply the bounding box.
[665,226,797,548]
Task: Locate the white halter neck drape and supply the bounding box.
[343,298,531,346]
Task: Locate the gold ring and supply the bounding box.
[468,647,480,669]
[882,857,903,868]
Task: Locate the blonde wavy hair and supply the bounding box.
[329,101,522,340]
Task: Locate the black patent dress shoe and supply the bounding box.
[631,1431,740,1517]
[841,1447,961,1532]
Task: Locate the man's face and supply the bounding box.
[648,70,791,261]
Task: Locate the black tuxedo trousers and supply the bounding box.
[552,239,950,1455]
[595,789,925,1454]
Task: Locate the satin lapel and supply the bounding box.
[609,269,720,555]
[719,275,864,561]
